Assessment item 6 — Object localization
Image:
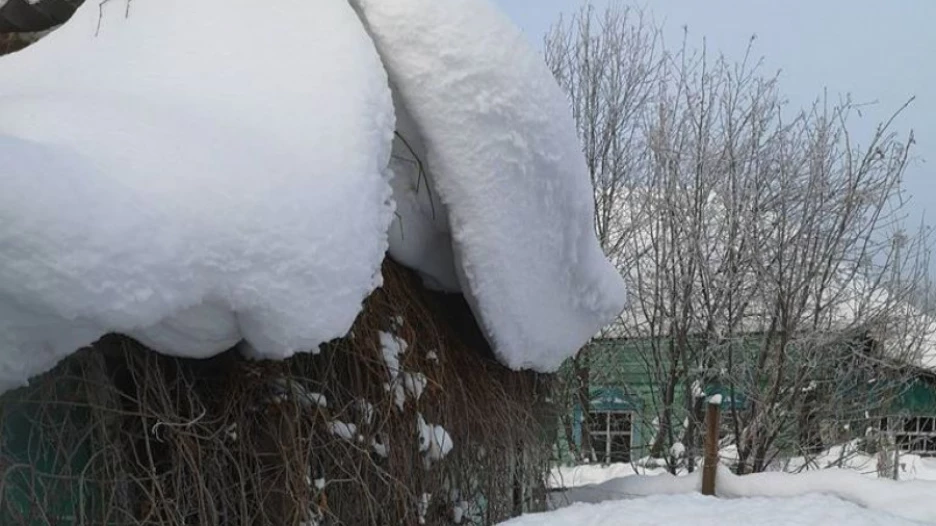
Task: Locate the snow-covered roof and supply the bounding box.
[598,190,936,371]
[0,0,626,392]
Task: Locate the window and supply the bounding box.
[889,416,936,455]
[586,410,632,463]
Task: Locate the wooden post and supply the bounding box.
[701,397,721,496]
[891,417,901,481]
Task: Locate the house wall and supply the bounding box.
[895,377,936,415]
[565,337,936,463]
[0,364,93,525]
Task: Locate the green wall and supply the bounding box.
[565,336,936,462]
[0,374,95,525]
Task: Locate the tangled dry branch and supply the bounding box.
[0,261,553,525]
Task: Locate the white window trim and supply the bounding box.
[587,410,634,463]
[889,416,936,455]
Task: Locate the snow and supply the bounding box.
[352,0,628,372]
[416,412,453,464]
[552,441,936,490]
[386,91,461,293]
[549,464,936,524]
[669,442,686,459]
[379,331,408,379]
[549,463,650,489]
[789,442,936,481]
[269,378,328,409]
[379,331,428,410]
[371,436,389,458]
[547,441,936,522]
[603,189,936,373]
[0,0,626,387]
[708,394,723,405]
[716,467,936,523]
[403,372,428,401]
[328,421,360,442]
[429,425,454,460]
[500,493,923,526]
[0,0,394,391]
[417,414,433,453]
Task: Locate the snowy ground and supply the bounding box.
[549,460,662,488]
[549,444,936,490]
[543,446,936,524]
[501,493,927,526]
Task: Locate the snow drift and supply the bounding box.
[0,0,626,391]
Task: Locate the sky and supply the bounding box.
[495,0,936,269]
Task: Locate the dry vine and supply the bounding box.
[0,261,553,525]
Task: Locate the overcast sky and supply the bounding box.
[495,0,935,268]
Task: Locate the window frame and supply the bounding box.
[889,416,936,455]
[586,409,634,463]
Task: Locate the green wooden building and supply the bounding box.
[566,336,936,464]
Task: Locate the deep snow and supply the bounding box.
[352,0,628,371]
[0,0,395,392]
[501,493,926,526]
[550,463,936,523]
[0,0,626,391]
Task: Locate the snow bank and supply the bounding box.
[502,493,921,526]
[550,471,698,508]
[718,466,936,524]
[548,463,664,489]
[551,465,936,523]
[352,0,628,372]
[777,440,936,481]
[0,0,395,391]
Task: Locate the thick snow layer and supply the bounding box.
[352,0,628,372]
[550,465,936,523]
[0,0,394,391]
[500,494,923,526]
[551,442,936,491]
[1,0,626,387]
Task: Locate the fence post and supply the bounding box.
[701,396,721,496]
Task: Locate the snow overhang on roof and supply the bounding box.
[0,0,627,393]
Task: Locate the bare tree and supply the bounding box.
[545,3,664,463]
[546,5,932,475]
